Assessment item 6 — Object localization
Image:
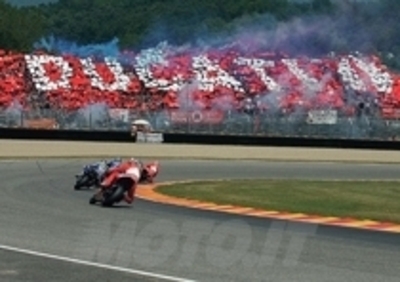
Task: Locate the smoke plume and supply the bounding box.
[30,0,400,138]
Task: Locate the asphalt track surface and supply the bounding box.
[1,159,400,282]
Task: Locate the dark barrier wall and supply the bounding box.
[1,128,400,150]
[0,128,131,142]
[163,133,400,150]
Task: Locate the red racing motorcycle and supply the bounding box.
[139,161,160,184]
[90,160,160,207]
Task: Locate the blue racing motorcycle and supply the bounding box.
[74,164,101,190]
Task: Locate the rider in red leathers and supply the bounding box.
[91,158,142,204]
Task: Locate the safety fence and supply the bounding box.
[1,108,400,141]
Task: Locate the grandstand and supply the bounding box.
[1,44,400,138]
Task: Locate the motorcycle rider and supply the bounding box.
[84,158,122,186]
[90,158,142,205]
[106,158,122,170]
[92,159,109,185]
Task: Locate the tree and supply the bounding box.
[0,0,46,51]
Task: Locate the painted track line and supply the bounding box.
[0,244,197,282]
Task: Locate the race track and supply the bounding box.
[1,158,400,282]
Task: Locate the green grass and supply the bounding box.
[156,180,400,223]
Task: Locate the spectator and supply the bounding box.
[0,45,398,121]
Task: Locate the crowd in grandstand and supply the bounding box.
[1,43,400,121]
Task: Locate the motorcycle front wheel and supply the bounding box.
[102,185,126,207]
[74,175,89,190]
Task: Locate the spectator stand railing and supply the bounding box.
[1,107,400,142]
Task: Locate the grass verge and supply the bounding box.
[156,180,400,223]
